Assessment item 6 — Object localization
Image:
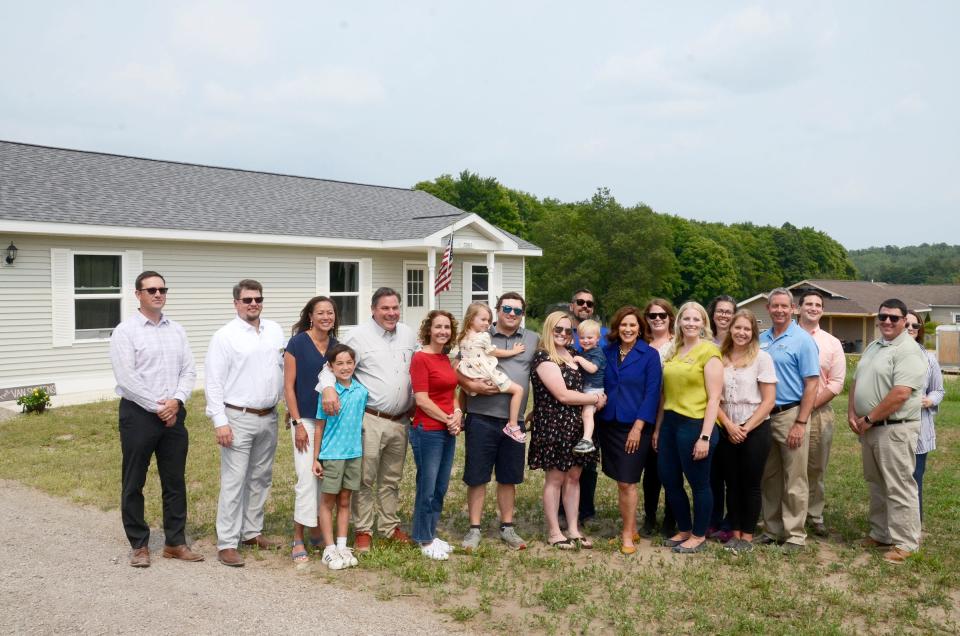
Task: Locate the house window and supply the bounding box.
[406,268,424,308]
[330,260,359,326]
[74,254,122,339]
[470,265,489,305]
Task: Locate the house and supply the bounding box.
[738,279,960,353]
[0,141,541,406]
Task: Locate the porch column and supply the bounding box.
[427,247,437,310]
[486,251,497,307]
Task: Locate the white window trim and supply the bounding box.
[461,261,491,314]
[316,256,372,328]
[403,260,428,309]
[951,312,960,324]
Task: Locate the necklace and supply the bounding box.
[307,329,329,355]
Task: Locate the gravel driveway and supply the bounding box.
[0,480,463,635]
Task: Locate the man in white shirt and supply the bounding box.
[797,290,846,537]
[110,271,202,568]
[319,287,416,552]
[205,279,285,567]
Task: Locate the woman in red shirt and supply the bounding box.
[409,309,462,560]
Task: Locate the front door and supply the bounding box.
[404,263,428,329]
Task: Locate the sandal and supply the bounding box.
[502,423,527,444]
[291,540,309,563]
[549,537,575,550]
[569,535,593,549]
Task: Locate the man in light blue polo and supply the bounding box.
[756,288,820,551]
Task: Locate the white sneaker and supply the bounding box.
[421,542,449,561]
[432,538,455,554]
[322,546,347,570]
[338,546,359,568]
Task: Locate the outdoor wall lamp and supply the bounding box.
[5,242,17,265]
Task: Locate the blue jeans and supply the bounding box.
[657,410,718,537]
[409,424,457,544]
[914,452,927,521]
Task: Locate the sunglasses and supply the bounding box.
[904,322,922,330]
[553,326,574,336]
[500,306,524,316]
[877,313,903,323]
[646,312,668,320]
[138,287,168,295]
[239,297,264,305]
[574,299,595,308]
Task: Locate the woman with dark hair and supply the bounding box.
[706,294,737,543]
[596,306,663,554]
[640,298,677,538]
[409,310,462,559]
[904,311,944,521]
[284,296,338,562]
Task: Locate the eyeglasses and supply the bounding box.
[904,322,921,330]
[500,306,524,316]
[239,297,264,305]
[646,312,668,320]
[877,313,903,323]
[715,309,734,316]
[138,287,168,295]
[574,299,595,308]
[553,326,573,336]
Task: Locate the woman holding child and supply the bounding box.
[596,306,663,554]
[528,311,605,549]
[409,310,462,560]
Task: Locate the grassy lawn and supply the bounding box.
[2,379,958,634]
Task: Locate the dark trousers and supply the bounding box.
[643,440,675,530]
[119,398,189,549]
[709,442,730,530]
[578,460,598,519]
[658,410,717,537]
[722,420,772,534]
[913,452,927,522]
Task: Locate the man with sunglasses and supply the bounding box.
[458,292,539,552]
[847,299,927,564]
[205,279,285,567]
[756,288,819,552]
[569,288,608,350]
[110,271,201,567]
[797,290,846,538]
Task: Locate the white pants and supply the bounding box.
[291,418,322,527]
[216,409,278,550]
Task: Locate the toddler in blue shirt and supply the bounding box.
[573,319,606,454]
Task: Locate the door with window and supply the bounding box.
[404,263,428,329]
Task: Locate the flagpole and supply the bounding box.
[427,247,437,310]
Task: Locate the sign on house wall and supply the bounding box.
[0,383,57,402]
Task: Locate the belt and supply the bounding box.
[872,418,908,427]
[770,401,801,415]
[364,407,406,422]
[224,403,276,417]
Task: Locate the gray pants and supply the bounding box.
[216,409,278,550]
[862,420,921,552]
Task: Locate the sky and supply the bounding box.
[1,1,957,250]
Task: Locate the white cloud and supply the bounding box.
[265,69,386,105]
[109,62,184,100]
[173,0,266,64]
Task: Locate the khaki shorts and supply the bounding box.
[320,457,362,494]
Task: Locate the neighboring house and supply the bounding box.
[0,141,541,404]
[738,279,960,353]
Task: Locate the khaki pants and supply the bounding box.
[761,408,809,545]
[352,412,408,536]
[861,420,921,552]
[806,405,835,524]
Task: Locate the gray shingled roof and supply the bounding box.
[0,140,539,250]
[792,279,959,314]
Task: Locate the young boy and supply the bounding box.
[312,344,367,570]
[572,320,605,454]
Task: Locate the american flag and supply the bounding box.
[434,233,454,295]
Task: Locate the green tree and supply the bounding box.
[413,171,525,238]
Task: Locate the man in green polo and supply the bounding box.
[847,298,927,564]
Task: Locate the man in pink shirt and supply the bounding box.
[797,290,846,536]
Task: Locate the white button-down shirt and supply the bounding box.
[110,311,196,412]
[205,316,285,427]
[317,318,416,415]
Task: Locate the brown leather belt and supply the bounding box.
[364,407,406,422]
[225,403,276,417]
[770,401,801,415]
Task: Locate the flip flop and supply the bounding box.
[291,540,309,563]
[569,535,593,549]
[549,538,575,550]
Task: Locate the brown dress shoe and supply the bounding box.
[218,548,245,567]
[861,536,894,549]
[354,532,372,553]
[130,547,150,568]
[241,535,278,550]
[388,527,413,544]
[162,544,205,562]
[883,547,912,564]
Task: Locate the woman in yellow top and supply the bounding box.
[653,301,723,553]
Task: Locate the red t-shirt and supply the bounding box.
[410,350,458,431]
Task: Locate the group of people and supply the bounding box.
[109,272,942,570]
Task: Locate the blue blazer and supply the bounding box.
[601,340,662,425]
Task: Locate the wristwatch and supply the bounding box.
[290,419,301,427]
[699,434,710,442]
[863,415,872,425]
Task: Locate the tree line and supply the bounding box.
[848,243,960,285]
[415,171,857,318]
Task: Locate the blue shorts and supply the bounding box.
[462,412,526,486]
